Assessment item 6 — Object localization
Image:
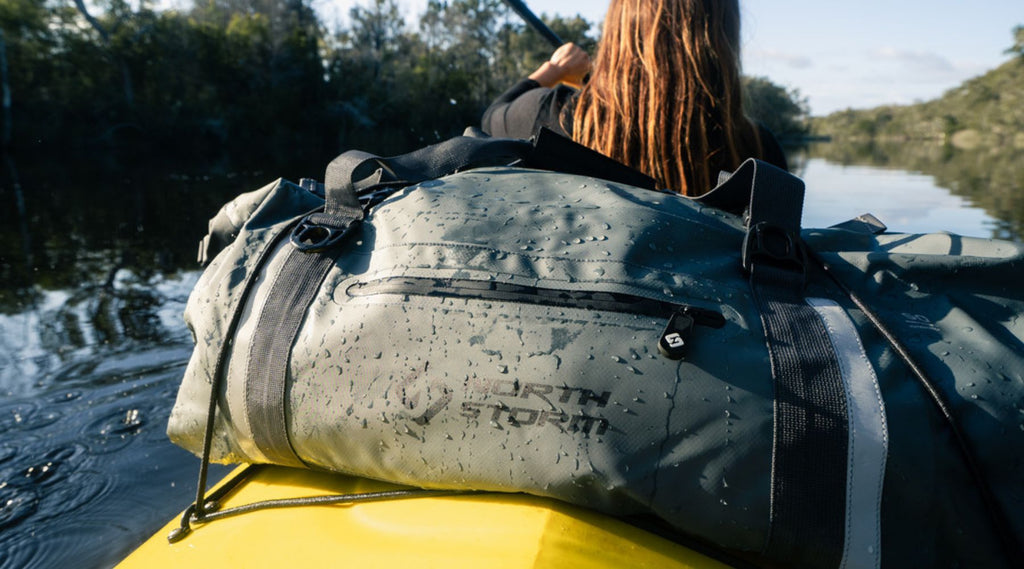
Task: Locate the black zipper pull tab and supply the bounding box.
[659,310,696,360]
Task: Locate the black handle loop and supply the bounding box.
[696,158,805,224]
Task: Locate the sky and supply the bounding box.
[323,0,1023,116]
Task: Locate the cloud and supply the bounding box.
[869,47,956,74]
[751,49,814,69]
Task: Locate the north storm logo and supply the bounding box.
[398,364,453,426]
[400,367,613,437]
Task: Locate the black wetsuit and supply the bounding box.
[481,78,789,173]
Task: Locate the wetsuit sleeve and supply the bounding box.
[481,79,575,139]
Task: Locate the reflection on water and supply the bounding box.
[0,271,198,397]
[797,159,998,238]
[0,141,1021,567]
[798,140,1024,241]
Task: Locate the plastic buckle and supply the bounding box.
[289,214,359,253]
[741,222,806,276]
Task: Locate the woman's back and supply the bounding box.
[482,0,786,195]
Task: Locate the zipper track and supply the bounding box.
[347,276,725,326]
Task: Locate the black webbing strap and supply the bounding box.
[243,154,367,465]
[727,159,849,567]
[529,128,656,189]
[751,264,849,567]
[243,247,341,467]
[243,149,367,465]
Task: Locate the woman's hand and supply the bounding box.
[528,43,591,89]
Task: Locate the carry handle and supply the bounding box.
[292,136,531,254]
[288,149,391,253]
[325,150,385,213]
[320,129,655,220]
[698,158,807,280]
[289,164,364,252]
[324,136,533,210]
[695,158,805,228]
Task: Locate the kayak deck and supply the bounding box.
[118,464,731,568]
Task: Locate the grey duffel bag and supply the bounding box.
[169,134,1024,568]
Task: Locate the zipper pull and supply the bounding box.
[659,310,696,360]
[658,306,726,360]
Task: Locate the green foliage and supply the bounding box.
[813,25,1024,148]
[0,0,810,159]
[1006,25,1024,58]
[742,76,810,142]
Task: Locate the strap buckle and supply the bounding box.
[742,222,807,276]
[289,212,360,253]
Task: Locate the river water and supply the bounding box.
[0,143,1021,568]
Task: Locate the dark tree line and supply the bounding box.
[0,0,806,163]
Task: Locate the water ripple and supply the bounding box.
[0,484,39,531]
[0,401,63,433]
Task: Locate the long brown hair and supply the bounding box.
[571,0,762,195]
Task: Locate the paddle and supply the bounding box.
[502,0,564,48]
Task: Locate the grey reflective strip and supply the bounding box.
[807,298,889,569]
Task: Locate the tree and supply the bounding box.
[495,13,594,86]
[742,76,810,141]
[1006,25,1024,58]
[71,0,136,108]
[0,28,11,146]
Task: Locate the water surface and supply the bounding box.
[799,158,997,237]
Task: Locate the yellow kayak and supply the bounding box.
[118,464,732,568]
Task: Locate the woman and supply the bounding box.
[481,0,787,196]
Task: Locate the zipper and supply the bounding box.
[347,276,724,360]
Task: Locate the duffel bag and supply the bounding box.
[168,132,1024,568]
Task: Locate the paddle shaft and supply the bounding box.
[502,0,564,48]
